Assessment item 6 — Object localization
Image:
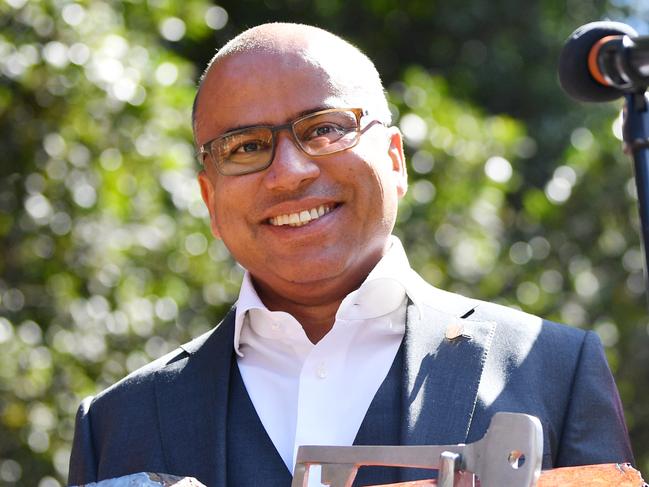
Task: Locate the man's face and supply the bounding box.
[195,48,407,306]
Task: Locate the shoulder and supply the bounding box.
[471,297,587,339]
[85,310,235,413]
[469,296,594,355]
[412,273,594,354]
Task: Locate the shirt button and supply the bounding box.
[271,321,280,331]
[316,363,327,379]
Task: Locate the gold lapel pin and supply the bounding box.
[445,321,471,341]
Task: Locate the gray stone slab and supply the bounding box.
[71,472,206,487]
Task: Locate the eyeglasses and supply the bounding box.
[198,108,370,176]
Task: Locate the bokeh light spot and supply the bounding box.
[400,113,428,146]
[484,156,512,183]
[159,18,186,42]
[61,4,86,26]
[205,6,228,30]
[155,62,178,86]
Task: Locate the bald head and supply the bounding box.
[192,23,391,141]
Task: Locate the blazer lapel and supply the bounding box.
[155,308,236,487]
[400,302,496,448]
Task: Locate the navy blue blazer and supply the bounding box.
[68,283,633,486]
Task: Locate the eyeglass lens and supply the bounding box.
[209,109,361,175]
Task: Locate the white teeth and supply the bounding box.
[269,204,334,227]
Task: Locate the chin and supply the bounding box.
[285,258,372,289]
[284,266,345,285]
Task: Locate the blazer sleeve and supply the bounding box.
[555,330,634,466]
[68,396,98,486]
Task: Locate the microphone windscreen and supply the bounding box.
[558,21,638,102]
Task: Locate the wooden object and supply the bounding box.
[371,463,646,487]
[538,463,645,486]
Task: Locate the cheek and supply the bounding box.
[209,182,250,234]
[351,165,399,230]
[368,166,402,227]
[357,155,398,204]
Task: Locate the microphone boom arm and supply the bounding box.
[623,90,649,295]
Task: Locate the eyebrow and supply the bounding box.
[218,105,335,135]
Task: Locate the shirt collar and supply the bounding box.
[233,235,424,355]
[335,236,423,321]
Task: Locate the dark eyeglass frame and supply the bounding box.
[198,107,371,176]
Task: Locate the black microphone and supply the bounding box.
[558,21,649,102]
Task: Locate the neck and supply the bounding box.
[254,282,347,343]
[282,301,341,343]
[249,240,393,343]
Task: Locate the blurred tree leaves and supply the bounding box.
[1,0,240,484]
[1,0,648,485]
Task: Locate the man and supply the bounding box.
[68,23,633,486]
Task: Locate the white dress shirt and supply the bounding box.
[234,236,425,482]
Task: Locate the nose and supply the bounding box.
[262,131,320,191]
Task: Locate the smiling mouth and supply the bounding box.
[268,204,336,227]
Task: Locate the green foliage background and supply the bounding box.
[1,0,648,485]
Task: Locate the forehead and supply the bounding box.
[194,48,363,143]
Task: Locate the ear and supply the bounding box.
[197,170,222,239]
[387,126,408,198]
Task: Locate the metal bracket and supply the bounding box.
[291,412,543,487]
